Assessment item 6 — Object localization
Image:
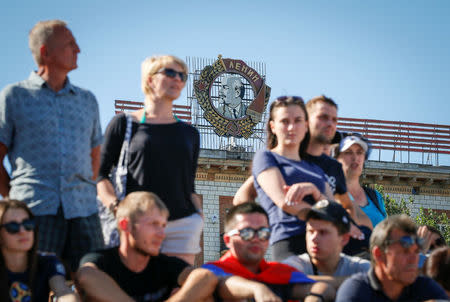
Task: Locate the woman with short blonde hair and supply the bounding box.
[98,55,202,265]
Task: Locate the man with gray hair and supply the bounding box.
[336,214,448,301]
[0,20,103,271]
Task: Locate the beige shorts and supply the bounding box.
[160,213,203,254]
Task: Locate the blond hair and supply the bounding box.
[29,19,67,65]
[116,192,169,230]
[141,55,188,96]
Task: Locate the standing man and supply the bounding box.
[0,20,103,271]
[336,215,448,301]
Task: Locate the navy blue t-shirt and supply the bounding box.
[7,253,66,302]
[304,153,347,195]
[252,149,327,245]
[336,268,448,301]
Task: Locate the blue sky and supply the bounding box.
[1,1,449,164]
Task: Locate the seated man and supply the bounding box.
[284,200,370,285]
[203,202,336,301]
[76,191,216,302]
[336,214,449,301]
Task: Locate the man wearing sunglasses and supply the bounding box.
[336,214,448,301]
[203,202,335,301]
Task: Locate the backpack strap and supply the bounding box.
[363,186,383,215]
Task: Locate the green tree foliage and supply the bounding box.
[373,184,449,244]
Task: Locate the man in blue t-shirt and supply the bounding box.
[336,215,448,301]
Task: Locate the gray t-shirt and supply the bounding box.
[283,253,370,276]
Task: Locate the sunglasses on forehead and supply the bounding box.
[156,68,188,82]
[227,227,271,241]
[273,96,305,105]
[386,235,424,251]
[0,218,35,234]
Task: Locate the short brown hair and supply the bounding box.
[224,202,269,232]
[116,192,169,228]
[306,95,338,113]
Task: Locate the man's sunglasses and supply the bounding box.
[227,227,271,241]
[0,218,35,234]
[386,235,424,251]
[156,68,188,82]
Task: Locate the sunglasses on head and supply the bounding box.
[0,218,35,234]
[156,68,188,82]
[274,96,305,106]
[386,235,424,251]
[227,227,271,241]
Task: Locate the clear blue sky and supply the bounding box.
[1,1,449,164]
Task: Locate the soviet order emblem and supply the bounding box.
[194,55,271,138]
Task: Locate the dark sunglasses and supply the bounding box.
[386,235,424,251]
[0,218,35,234]
[227,227,271,241]
[156,68,188,82]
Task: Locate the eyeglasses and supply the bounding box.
[156,68,188,82]
[0,218,35,234]
[227,227,271,241]
[386,235,424,252]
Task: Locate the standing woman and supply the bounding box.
[335,134,387,227]
[252,96,332,261]
[0,199,77,301]
[97,55,202,265]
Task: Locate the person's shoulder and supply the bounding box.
[69,83,98,103]
[282,253,310,270]
[336,272,372,301]
[299,158,326,176]
[413,275,448,293]
[178,121,200,135]
[1,79,33,97]
[80,247,116,266]
[341,253,370,264]
[340,254,371,271]
[252,149,276,169]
